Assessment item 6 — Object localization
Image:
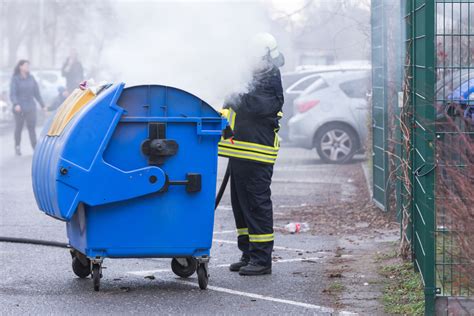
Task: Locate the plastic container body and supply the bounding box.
[32,83,225,259]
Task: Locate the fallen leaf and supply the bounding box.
[329,273,342,278]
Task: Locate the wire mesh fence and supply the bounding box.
[374,0,474,312]
[434,0,474,298]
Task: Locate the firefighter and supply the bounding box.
[218,33,284,276]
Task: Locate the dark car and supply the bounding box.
[436,69,474,124]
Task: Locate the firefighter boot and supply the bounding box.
[229,254,250,272]
[239,262,272,276]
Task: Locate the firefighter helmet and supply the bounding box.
[251,32,285,68]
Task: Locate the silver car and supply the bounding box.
[33,69,67,104]
[288,68,370,163]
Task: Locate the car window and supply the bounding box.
[282,73,306,88]
[301,78,329,95]
[339,78,368,99]
[286,75,321,94]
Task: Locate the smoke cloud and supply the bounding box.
[101,1,272,107]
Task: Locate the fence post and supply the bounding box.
[404,0,437,314]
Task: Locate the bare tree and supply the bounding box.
[1,0,117,69]
[272,0,371,63]
[3,1,37,66]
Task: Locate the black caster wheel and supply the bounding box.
[92,263,102,291]
[197,263,209,290]
[171,257,197,278]
[72,257,91,278]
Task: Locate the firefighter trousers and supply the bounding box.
[229,158,274,267]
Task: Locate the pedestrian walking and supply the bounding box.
[61,50,84,92]
[10,59,46,155]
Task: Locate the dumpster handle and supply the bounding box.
[0,164,229,248]
[161,173,202,193]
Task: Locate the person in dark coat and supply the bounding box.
[10,59,46,155]
[48,86,69,112]
[61,50,84,92]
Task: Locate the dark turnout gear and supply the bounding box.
[239,262,272,276]
[230,158,275,267]
[218,66,284,164]
[220,64,283,270]
[229,254,250,272]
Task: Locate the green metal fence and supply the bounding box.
[434,0,474,301]
[373,0,474,314]
[404,1,437,313]
[371,0,403,212]
[371,0,390,210]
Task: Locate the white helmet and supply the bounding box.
[251,32,285,67]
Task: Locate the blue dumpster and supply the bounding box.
[32,83,226,290]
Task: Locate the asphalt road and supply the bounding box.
[0,126,363,315]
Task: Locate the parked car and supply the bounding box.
[288,68,371,163]
[0,91,10,121]
[32,69,67,105]
[0,71,11,121]
[280,62,370,141]
[281,70,323,139]
[0,70,10,97]
[436,69,474,123]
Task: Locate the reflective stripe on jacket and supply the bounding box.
[217,65,284,165]
[218,108,281,164]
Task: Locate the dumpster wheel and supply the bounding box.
[0,160,231,293]
[72,257,91,278]
[197,263,209,290]
[92,263,102,291]
[171,257,197,278]
[71,249,91,278]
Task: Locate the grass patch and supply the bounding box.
[324,281,345,294]
[378,262,424,315]
[374,249,399,262]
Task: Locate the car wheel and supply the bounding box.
[315,124,357,164]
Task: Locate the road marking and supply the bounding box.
[216,205,232,211]
[213,230,235,235]
[128,268,170,276]
[128,256,325,276]
[213,238,307,253]
[126,256,356,315]
[179,280,340,314]
[214,256,323,267]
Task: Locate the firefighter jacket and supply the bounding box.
[218,65,284,164]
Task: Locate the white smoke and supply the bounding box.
[101,1,272,107]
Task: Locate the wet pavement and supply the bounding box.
[0,127,367,315]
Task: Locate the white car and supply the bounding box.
[288,68,370,163]
[33,69,67,104]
